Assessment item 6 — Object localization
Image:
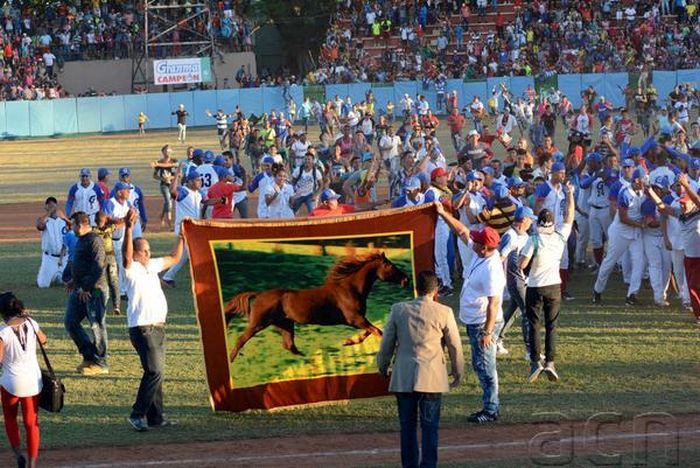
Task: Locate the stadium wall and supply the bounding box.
[1,70,696,139]
[58,52,258,95]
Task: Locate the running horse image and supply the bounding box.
[224,252,410,363]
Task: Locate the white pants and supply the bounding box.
[643,233,671,303]
[163,247,189,282]
[113,238,125,295]
[588,207,611,249]
[594,233,644,297]
[620,249,631,284]
[457,236,475,280]
[37,253,66,288]
[434,220,452,288]
[671,249,690,303]
[575,213,590,264]
[178,123,187,142]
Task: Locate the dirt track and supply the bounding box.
[38,414,700,467]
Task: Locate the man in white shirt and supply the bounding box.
[379,125,402,186]
[518,181,575,383]
[36,197,68,288]
[42,50,56,77]
[435,202,505,424]
[290,133,310,169]
[122,208,184,432]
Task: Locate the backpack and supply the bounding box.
[292,166,319,193]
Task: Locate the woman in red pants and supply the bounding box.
[0,292,46,468]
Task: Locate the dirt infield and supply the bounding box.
[39,413,700,467]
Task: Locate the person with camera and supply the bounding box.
[0,292,47,468]
[122,208,184,431]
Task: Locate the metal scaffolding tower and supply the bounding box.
[132,1,216,93]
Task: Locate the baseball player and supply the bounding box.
[641,180,673,307]
[36,197,68,288]
[391,177,425,207]
[248,155,276,218]
[424,167,455,296]
[65,168,104,225]
[574,154,603,267]
[103,181,132,297]
[112,168,147,237]
[593,168,648,305]
[97,168,111,205]
[580,158,615,267]
[162,170,203,287]
[196,152,220,218]
[663,182,691,310]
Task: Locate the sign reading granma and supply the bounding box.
[153,57,212,85]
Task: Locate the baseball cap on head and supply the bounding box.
[586,152,602,163]
[213,155,226,167]
[627,146,641,157]
[493,183,509,199]
[632,168,646,181]
[320,188,341,202]
[79,168,91,177]
[621,159,636,168]
[537,208,555,228]
[691,158,700,171]
[514,206,536,221]
[481,166,495,176]
[97,168,110,179]
[652,176,671,189]
[118,167,131,178]
[507,176,524,188]
[214,166,229,179]
[185,169,201,182]
[113,181,130,192]
[203,151,215,163]
[551,161,566,173]
[362,153,373,162]
[405,177,421,191]
[261,155,275,165]
[192,148,204,158]
[466,170,483,182]
[431,167,448,180]
[469,226,500,249]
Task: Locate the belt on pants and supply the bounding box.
[590,205,609,209]
[43,251,61,258]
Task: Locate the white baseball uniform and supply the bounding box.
[641,198,671,303]
[37,216,67,288]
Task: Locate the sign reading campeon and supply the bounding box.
[153,58,212,85]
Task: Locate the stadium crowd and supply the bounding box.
[12,74,699,465]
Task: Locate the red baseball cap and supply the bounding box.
[469,226,500,249]
[431,167,448,180]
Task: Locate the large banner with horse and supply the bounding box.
[182,205,436,412]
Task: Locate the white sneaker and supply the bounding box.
[496,341,509,356]
[654,300,670,307]
[524,352,545,362]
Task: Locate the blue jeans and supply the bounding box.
[64,288,108,367]
[129,325,165,425]
[500,280,531,355]
[396,392,441,468]
[234,197,249,219]
[292,193,315,214]
[466,323,501,414]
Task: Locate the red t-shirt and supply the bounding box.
[308,204,355,217]
[207,181,242,219]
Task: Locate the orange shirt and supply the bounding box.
[308,204,355,217]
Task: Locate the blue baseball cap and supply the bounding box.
[493,183,509,199]
[466,170,484,182]
[113,181,130,192]
[79,168,91,177]
[627,146,641,157]
[97,168,110,179]
[362,153,373,162]
[214,166,229,179]
[192,148,204,158]
[507,176,525,188]
[203,151,216,163]
[551,162,566,173]
[118,167,131,178]
[320,188,341,202]
[622,159,636,168]
[652,176,671,189]
[213,155,226,166]
[586,152,602,163]
[605,168,619,180]
[186,169,201,182]
[514,206,536,221]
[691,158,700,171]
[553,151,564,162]
[405,177,421,191]
[632,168,646,180]
[261,155,275,165]
[481,167,495,176]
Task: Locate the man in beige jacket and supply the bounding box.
[377,270,464,468]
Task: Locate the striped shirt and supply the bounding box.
[476,200,517,234]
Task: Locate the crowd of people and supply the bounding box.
[6,77,698,465]
[304,0,700,85]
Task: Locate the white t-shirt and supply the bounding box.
[0,318,42,397]
[520,223,573,287]
[124,258,168,327]
[459,242,505,325]
[292,166,323,197]
[291,140,310,166]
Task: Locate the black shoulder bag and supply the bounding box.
[27,319,65,413]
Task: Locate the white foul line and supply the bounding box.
[60,428,700,468]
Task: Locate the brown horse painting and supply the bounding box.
[223,252,410,363]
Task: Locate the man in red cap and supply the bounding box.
[435,202,505,423]
[425,167,455,296]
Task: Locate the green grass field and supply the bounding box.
[0,118,699,454]
[215,237,414,388]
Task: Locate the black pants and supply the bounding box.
[525,285,561,363]
[129,325,165,425]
